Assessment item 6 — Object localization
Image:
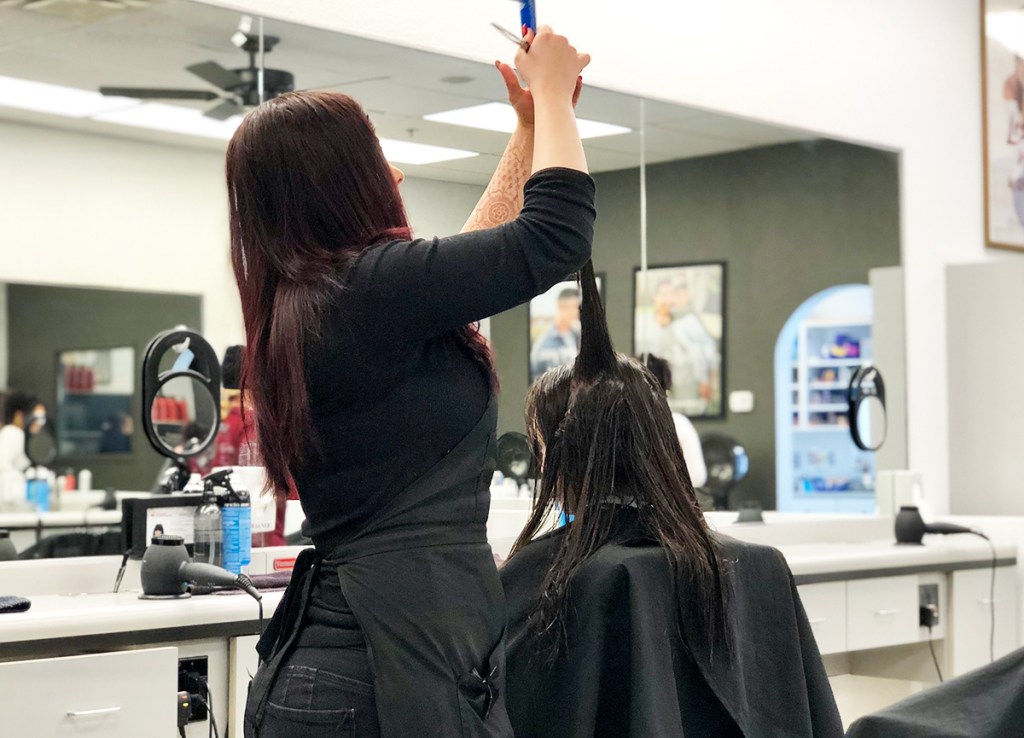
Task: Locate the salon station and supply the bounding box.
[0,1,1022,736]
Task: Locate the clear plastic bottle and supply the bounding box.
[192,487,223,566]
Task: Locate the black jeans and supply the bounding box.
[250,645,380,738]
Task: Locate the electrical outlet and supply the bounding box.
[178,656,209,723]
[919,583,940,626]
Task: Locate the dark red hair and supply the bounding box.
[227,91,492,499]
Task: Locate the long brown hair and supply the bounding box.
[227,91,492,499]
[510,262,725,656]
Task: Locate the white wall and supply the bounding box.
[0,119,238,354]
[195,0,1023,512]
[0,118,482,359]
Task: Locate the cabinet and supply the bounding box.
[798,582,848,655]
[0,647,177,737]
[846,576,919,652]
[949,567,1018,677]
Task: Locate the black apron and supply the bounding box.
[245,398,513,737]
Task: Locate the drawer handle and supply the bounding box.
[67,707,121,718]
[808,617,827,625]
[979,598,999,605]
[874,609,899,617]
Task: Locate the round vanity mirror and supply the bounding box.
[848,366,887,451]
[149,375,219,458]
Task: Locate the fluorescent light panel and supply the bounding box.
[94,102,243,139]
[379,138,478,165]
[0,74,485,161]
[423,102,631,139]
[0,75,136,117]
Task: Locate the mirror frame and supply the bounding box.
[141,328,221,463]
[848,365,887,451]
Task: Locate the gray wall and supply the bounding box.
[7,284,202,492]
[491,140,901,510]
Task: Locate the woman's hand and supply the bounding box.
[514,26,590,102]
[497,59,583,129]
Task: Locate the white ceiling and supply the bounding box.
[0,0,810,184]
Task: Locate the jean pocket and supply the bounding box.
[263,664,374,734]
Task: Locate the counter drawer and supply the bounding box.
[847,576,919,651]
[0,646,177,737]
[797,582,847,655]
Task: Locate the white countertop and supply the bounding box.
[0,589,283,647]
[0,534,1013,648]
[776,536,1014,578]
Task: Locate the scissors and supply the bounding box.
[491,22,530,52]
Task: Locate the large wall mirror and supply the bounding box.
[0,0,906,558]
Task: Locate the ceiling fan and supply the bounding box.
[99,31,295,121]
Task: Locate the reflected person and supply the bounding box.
[530,287,581,378]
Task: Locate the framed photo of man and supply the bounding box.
[633,262,725,419]
[528,274,604,383]
[983,1,1024,250]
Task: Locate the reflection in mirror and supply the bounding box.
[25,427,56,466]
[150,375,218,458]
[0,0,905,522]
[55,347,134,456]
[849,366,887,452]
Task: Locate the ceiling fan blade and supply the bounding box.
[311,75,391,91]
[100,87,220,101]
[186,61,245,92]
[204,99,244,121]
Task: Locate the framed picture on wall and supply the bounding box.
[633,262,726,419]
[528,274,604,384]
[983,1,1024,250]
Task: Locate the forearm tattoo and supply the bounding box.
[462,126,534,233]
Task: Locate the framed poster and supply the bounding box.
[983,1,1024,250]
[528,274,603,383]
[633,262,725,419]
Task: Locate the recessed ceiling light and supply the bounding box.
[0,75,137,118]
[423,102,631,139]
[379,138,478,165]
[93,102,243,139]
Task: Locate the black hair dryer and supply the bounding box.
[894,506,974,545]
[139,535,260,601]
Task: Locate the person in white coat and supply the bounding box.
[640,355,707,488]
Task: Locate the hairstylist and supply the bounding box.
[235,27,594,738]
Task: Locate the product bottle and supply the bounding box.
[193,486,223,567]
[221,484,252,576]
[78,469,92,494]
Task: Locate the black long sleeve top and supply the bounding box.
[296,167,596,542]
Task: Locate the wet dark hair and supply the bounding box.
[511,262,725,656]
[641,353,672,394]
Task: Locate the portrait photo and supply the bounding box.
[633,262,725,418]
[984,1,1024,250]
[528,275,603,383]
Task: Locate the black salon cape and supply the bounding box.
[500,521,844,738]
[846,646,1024,737]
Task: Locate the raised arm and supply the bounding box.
[462,61,583,233]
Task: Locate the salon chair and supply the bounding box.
[18,532,99,559]
[846,646,1024,737]
[699,433,749,511]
